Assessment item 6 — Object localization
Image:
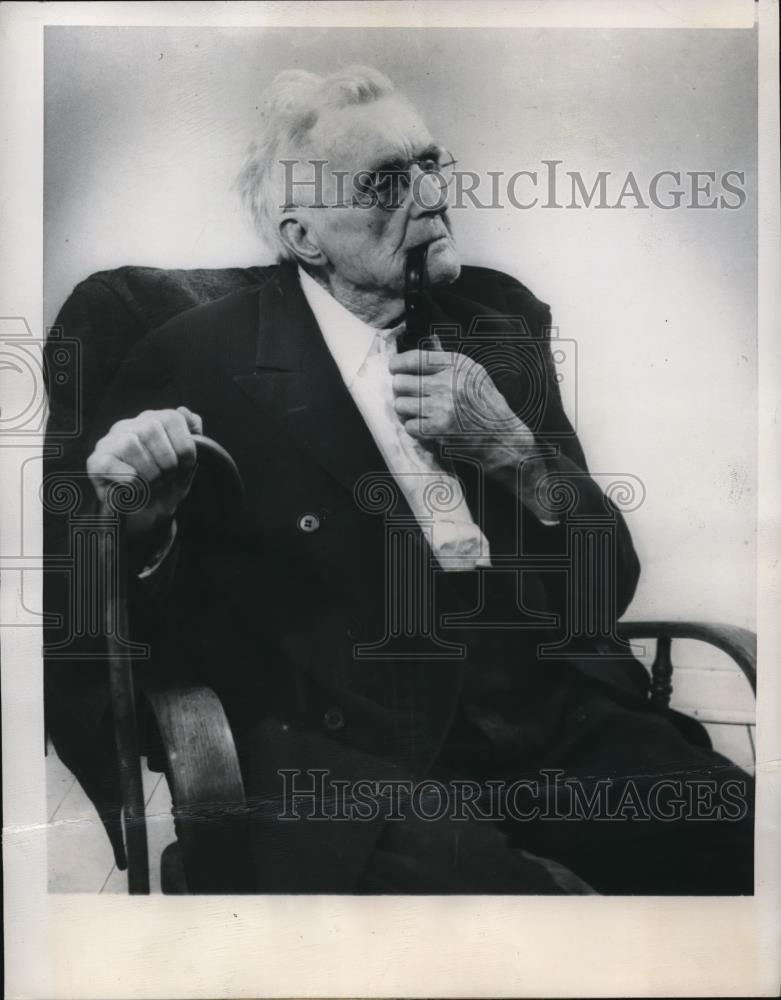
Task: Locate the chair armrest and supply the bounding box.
[142,682,245,811]
[617,620,757,703]
[141,682,250,892]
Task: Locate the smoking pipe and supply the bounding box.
[399,243,429,353]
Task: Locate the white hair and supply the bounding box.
[235,65,398,261]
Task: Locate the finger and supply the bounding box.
[392,373,429,397]
[137,420,179,473]
[394,395,423,419]
[176,406,203,435]
[402,417,423,438]
[96,431,160,483]
[389,350,454,375]
[156,410,197,470]
[86,452,142,503]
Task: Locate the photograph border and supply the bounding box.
[2,2,779,997]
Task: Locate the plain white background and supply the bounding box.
[44,25,758,630]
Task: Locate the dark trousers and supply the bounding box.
[356,646,754,895]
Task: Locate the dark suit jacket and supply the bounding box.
[46,261,648,890]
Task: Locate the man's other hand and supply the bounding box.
[390,349,562,518]
[389,349,535,457]
[87,406,203,542]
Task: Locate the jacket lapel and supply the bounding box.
[232,263,396,499]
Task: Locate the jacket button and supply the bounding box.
[323,706,346,731]
[297,512,320,533]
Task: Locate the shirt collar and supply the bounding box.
[297,266,381,387]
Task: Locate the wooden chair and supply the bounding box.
[43,265,757,893]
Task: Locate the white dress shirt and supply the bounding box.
[298,266,491,572]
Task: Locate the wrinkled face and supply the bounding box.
[289,96,461,296]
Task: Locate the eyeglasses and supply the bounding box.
[351,151,458,211]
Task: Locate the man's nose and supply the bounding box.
[407,166,449,218]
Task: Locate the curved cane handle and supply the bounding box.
[191,434,245,510]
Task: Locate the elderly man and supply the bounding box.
[78,66,752,894]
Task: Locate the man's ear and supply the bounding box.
[279,217,328,268]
